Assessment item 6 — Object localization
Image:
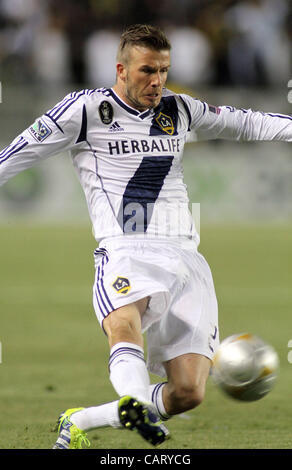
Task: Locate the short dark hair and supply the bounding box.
[117,24,171,63]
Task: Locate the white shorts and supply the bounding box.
[92,237,219,377]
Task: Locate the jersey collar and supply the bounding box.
[109,88,152,120]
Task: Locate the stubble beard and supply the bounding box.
[124,85,148,112]
[124,75,160,112]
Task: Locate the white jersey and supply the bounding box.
[0,87,291,244]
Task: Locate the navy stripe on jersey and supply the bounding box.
[118,155,174,233]
[108,88,151,119]
[109,89,138,116]
[0,137,28,165]
[191,98,207,116]
[229,107,292,122]
[150,96,179,136]
[266,112,292,122]
[76,104,88,143]
[179,95,192,131]
[46,88,99,123]
[98,87,111,97]
[44,113,65,134]
[47,90,86,121]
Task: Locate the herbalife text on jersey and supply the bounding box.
[108,137,181,155]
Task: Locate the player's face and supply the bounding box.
[116,46,170,111]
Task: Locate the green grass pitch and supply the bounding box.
[0,222,292,449]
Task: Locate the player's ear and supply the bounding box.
[116,63,127,82]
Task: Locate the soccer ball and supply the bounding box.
[211,333,279,402]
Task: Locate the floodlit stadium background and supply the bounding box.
[0,0,292,449]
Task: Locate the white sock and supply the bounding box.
[71,381,170,432]
[71,400,121,431]
[108,341,150,403]
[149,382,171,420]
[71,347,169,432]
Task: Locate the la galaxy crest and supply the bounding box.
[99,101,113,125]
[155,112,174,135]
[112,276,131,294]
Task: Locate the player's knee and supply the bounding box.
[169,382,205,412]
[180,384,205,410]
[104,313,132,338]
[103,305,143,347]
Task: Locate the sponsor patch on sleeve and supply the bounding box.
[28,118,52,142]
[209,104,221,115]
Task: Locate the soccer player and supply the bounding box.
[0,24,291,449]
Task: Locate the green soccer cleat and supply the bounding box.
[52,407,90,449]
[118,396,170,446]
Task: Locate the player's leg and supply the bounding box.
[162,353,211,415]
[53,297,169,448]
[147,249,219,420]
[103,297,151,403]
[103,297,147,347]
[149,353,211,420]
[102,298,169,444]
